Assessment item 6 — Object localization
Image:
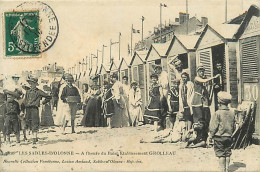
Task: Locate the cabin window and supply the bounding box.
[241,37,259,82]
[198,49,212,77]
[138,64,144,87]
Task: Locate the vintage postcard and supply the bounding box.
[0,0,260,171]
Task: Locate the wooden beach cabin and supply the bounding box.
[166,34,200,84]
[130,50,148,109]
[145,42,170,103]
[194,23,240,112]
[233,4,260,142]
[118,57,131,81]
[99,64,110,86]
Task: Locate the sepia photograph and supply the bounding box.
[0,0,260,171]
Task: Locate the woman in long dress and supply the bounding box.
[144,74,163,131]
[55,79,66,126]
[110,73,129,128]
[81,76,102,127]
[40,85,54,126]
[129,81,143,126]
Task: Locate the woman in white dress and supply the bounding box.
[129,81,143,126]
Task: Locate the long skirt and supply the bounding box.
[81,97,102,127]
[129,104,143,126]
[111,97,129,128]
[40,103,54,126]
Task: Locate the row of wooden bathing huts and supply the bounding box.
[74,5,260,142]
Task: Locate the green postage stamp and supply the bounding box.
[3,1,59,58]
[4,11,40,56]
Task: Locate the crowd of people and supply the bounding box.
[0,56,237,172]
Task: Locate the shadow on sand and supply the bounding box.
[229,162,246,172]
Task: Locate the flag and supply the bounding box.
[119,32,121,36]
[132,28,140,33]
[160,3,167,7]
[103,45,107,47]
[142,16,145,21]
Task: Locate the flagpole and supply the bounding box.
[110,39,112,63]
[97,50,98,68]
[141,16,144,42]
[119,32,121,61]
[102,45,104,64]
[186,0,189,34]
[131,24,133,56]
[225,0,227,22]
[91,54,93,69]
[160,3,162,43]
[86,56,88,71]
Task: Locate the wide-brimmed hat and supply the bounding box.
[217,91,232,104]
[65,74,74,82]
[111,73,118,79]
[130,81,138,86]
[150,73,158,79]
[197,65,205,72]
[3,88,22,99]
[27,76,39,85]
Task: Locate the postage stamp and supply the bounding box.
[3,1,59,58]
[5,11,40,56]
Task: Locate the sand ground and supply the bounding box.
[0,123,260,172]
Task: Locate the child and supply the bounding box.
[101,80,114,128]
[144,74,163,131]
[140,112,186,143]
[185,118,207,148]
[0,77,6,151]
[3,89,21,145]
[129,81,143,127]
[167,79,180,129]
[60,74,81,134]
[179,72,194,132]
[22,77,51,144]
[209,91,235,172]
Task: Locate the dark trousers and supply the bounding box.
[5,115,20,135]
[192,106,211,125]
[25,107,39,132]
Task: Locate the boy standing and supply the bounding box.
[23,77,51,144]
[3,89,22,144]
[60,74,81,134]
[209,91,235,172]
[0,77,6,150]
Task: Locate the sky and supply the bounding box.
[0,0,259,76]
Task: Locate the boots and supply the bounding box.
[71,120,75,133]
